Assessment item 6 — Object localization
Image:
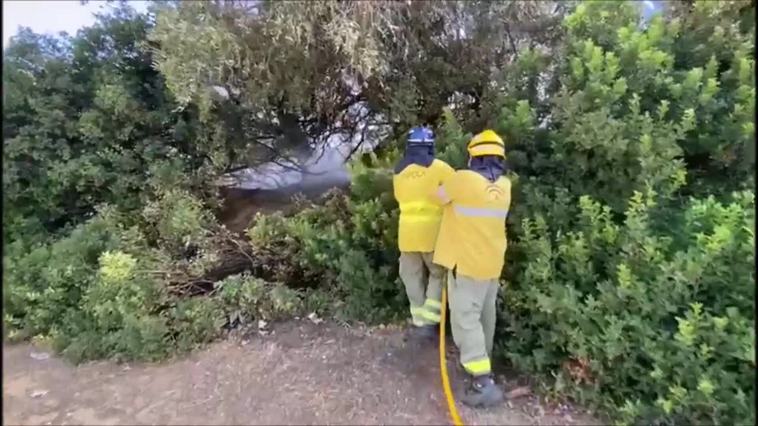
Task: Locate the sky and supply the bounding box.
[2,0,150,49]
[3,0,666,50]
[642,0,666,22]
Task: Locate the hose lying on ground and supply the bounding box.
[440,284,464,426]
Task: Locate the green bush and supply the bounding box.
[4,191,236,362]
[558,1,755,198]
[168,297,225,353]
[247,177,405,323]
[4,207,130,340]
[501,190,754,424]
[215,273,304,324]
[239,3,755,423]
[493,4,755,422]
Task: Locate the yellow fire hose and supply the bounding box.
[439,284,464,426]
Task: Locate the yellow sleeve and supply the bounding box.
[436,160,456,183]
[428,160,456,205]
[434,171,461,206]
[502,178,512,214]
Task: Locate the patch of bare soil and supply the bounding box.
[218,188,298,234]
[217,185,347,234]
[3,321,600,425]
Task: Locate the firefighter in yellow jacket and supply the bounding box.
[433,129,511,408]
[393,126,455,340]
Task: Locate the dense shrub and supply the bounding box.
[247,161,405,323]
[6,191,248,362]
[215,273,304,324]
[4,207,130,341]
[501,190,754,424]
[490,3,753,423]
[240,2,756,423]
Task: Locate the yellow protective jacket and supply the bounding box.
[393,159,455,252]
[433,170,511,280]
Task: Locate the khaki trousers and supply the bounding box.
[447,269,498,376]
[399,252,445,326]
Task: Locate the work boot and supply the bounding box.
[404,324,437,342]
[460,374,504,408]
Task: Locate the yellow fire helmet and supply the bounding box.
[467,129,506,158]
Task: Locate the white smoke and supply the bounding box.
[220,102,388,192]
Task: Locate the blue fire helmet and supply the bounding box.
[407,126,435,145]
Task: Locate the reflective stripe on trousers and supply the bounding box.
[399,252,445,327]
[448,271,498,377]
[421,298,441,323]
[410,306,427,326]
[462,357,492,376]
[410,298,442,325]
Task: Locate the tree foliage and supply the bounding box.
[148,0,570,169]
[2,5,219,245]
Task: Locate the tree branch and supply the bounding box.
[508,15,562,34]
[504,22,519,60]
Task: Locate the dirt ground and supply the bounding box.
[4,321,600,425]
[217,185,347,234]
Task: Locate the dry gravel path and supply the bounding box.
[4,321,600,425]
